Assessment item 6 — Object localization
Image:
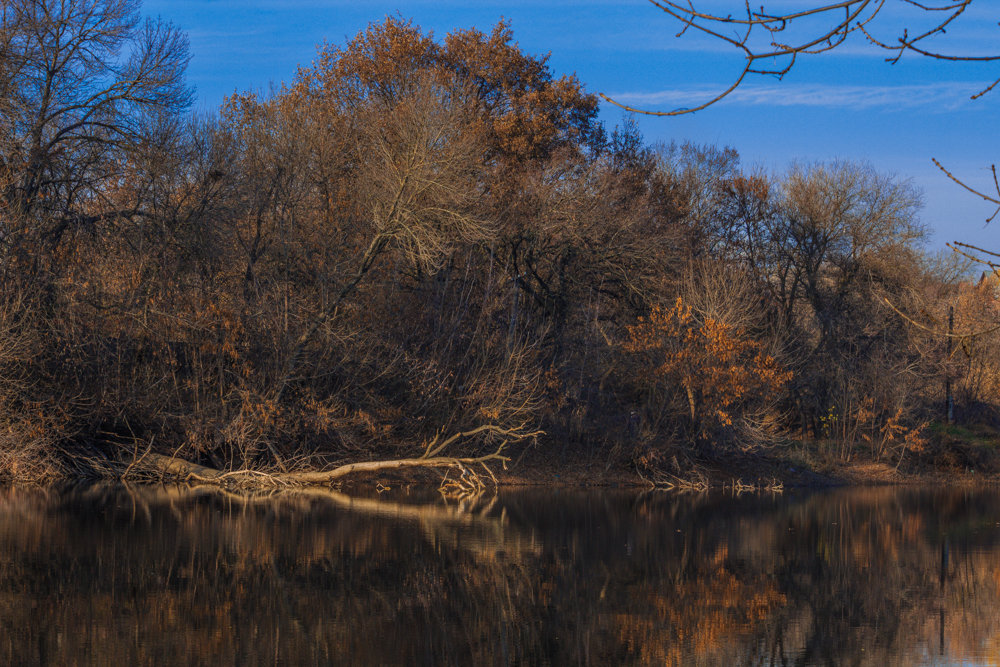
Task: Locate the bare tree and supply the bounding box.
[267,75,492,402]
[0,0,192,257]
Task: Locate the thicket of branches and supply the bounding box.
[0,1,993,482]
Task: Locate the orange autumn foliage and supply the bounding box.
[294,17,601,164]
[625,297,790,436]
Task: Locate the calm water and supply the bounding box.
[1,484,1000,665]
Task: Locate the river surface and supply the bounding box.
[1,484,1000,665]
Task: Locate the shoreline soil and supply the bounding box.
[128,425,1000,492]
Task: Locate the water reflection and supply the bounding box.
[1,484,1000,665]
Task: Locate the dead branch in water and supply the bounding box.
[138,424,542,491]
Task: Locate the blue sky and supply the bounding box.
[142,0,1000,253]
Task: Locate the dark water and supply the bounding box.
[1,485,1000,666]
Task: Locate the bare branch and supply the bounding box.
[932,158,1000,223]
[609,0,997,115]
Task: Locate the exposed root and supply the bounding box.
[730,478,757,494]
[725,477,785,494]
[638,463,709,492]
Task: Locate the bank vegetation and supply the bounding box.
[1,0,998,487]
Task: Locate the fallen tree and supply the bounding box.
[135,424,542,493]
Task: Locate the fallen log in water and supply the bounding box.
[138,424,541,491]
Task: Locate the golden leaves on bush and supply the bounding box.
[625,297,790,432]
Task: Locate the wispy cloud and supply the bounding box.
[609,81,992,112]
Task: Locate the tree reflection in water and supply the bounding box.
[0,485,999,665]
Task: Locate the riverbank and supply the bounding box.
[7,420,1000,491]
[488,452,968,491]
[491,422,1000,490]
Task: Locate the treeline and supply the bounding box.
[0,1,996,480]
